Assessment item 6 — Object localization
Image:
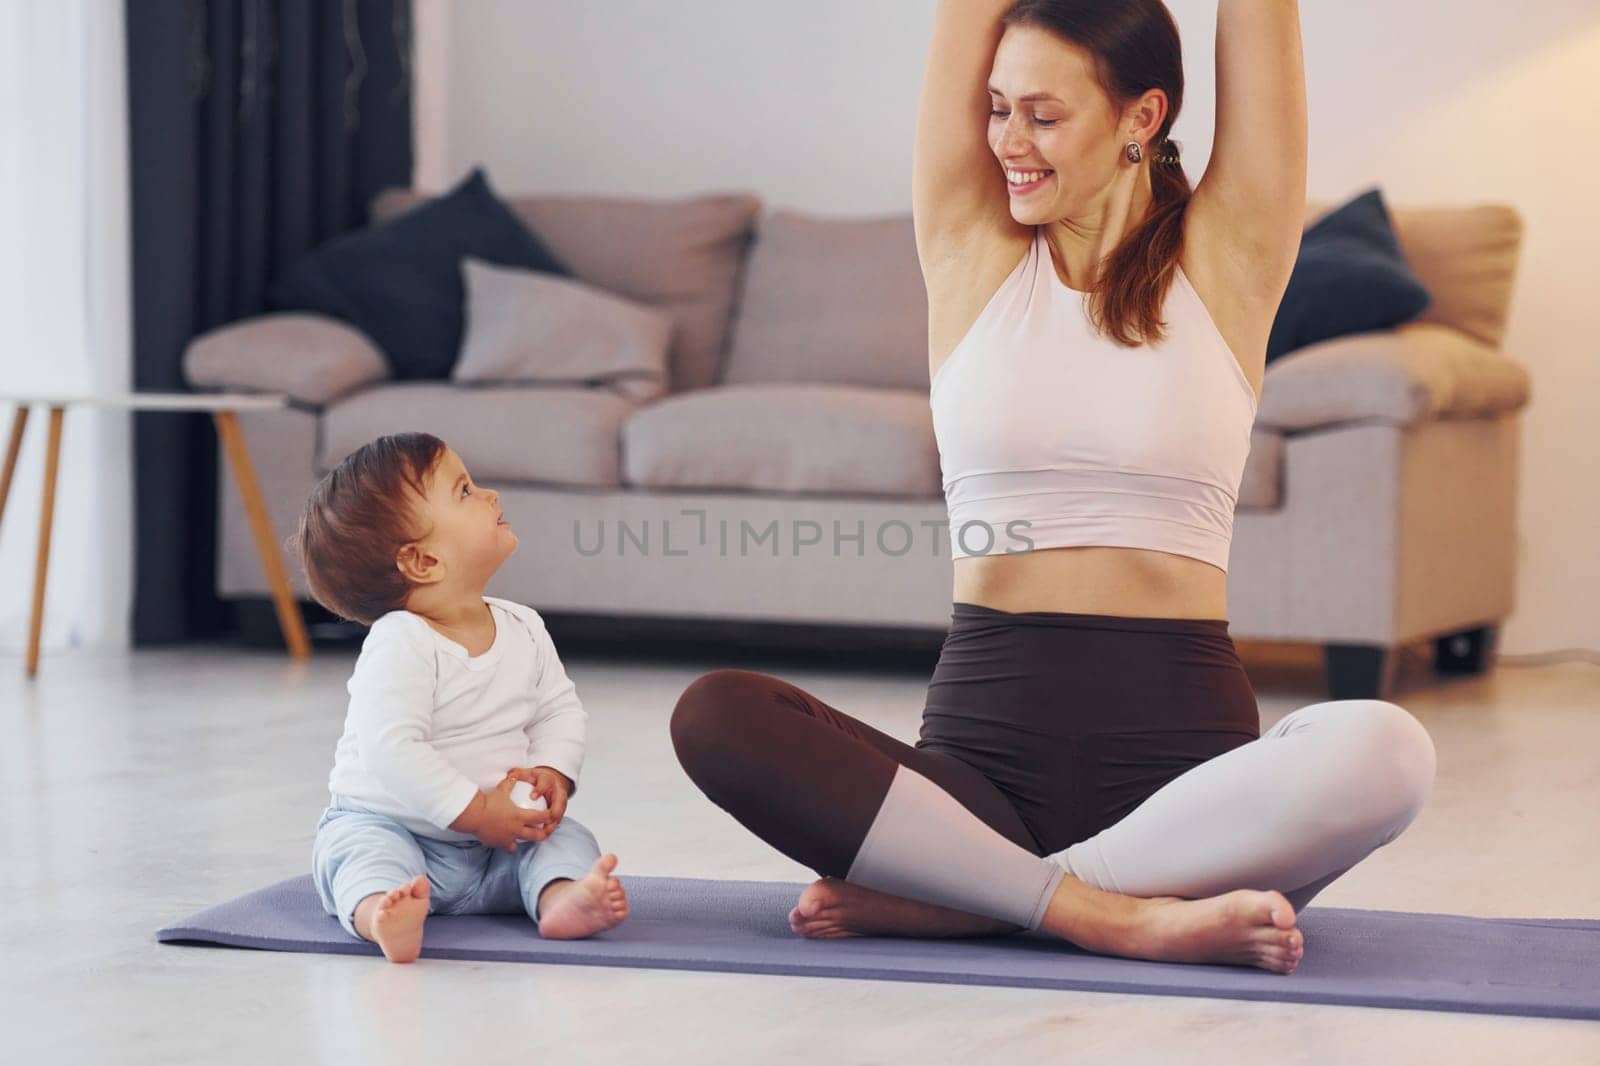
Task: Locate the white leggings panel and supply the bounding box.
[1051,698,1438,911]
[846,762,1066,930]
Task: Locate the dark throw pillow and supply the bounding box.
[266,167,569,380]
[1266,187,1432,364]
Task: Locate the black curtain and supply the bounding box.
[125,0,413,643]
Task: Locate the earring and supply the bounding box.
[1124,141,1143,164]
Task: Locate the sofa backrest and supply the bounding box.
[367,187,1521,397]
[1305,199,1523,349]
[716,198,1526,396]
[718,210,930,391]
[372,188,761,393]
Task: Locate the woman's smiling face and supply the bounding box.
[987,25,1124,221]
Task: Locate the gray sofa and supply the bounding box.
[184,189,1532,699]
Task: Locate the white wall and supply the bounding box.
[415,0,1600,658]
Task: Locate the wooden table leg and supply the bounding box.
[26,406,63,679]
[0,404,28,528]
[213,410,311,660]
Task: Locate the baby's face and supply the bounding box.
[416,447,517,584]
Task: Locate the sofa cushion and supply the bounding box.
[1257,322,1532,431]
[622,384,941,497]
[319,383,634,488]
[183,313,388,407]
[1236,428,1284,511]
[719,211,929,391]
[454,258,674,403]
[1306,198,1522,350]
[1267,188,1432,364]
[374,188,760,393]
[268,168,569,381]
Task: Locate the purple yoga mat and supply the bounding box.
[157,875,1600,1020]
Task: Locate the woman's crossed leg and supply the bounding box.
[1052,698,1437,912]
[670,668,1310,973]
[669,667,1043,939]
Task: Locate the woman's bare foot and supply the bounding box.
[792,873,1304,975]
[1043,876,1306,975]
[536,854,630,939]
[789,877,1019,940]
[354,875,431,964]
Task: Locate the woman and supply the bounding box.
[671,0,1435,975]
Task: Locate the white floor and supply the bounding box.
[3,637,1598,1065]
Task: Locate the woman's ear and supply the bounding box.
[1125,88,1168,146]
[396,541,444,585]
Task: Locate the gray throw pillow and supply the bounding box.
[454,258,674,402]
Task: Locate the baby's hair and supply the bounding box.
[292,432,447,625]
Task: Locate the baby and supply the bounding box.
[294,431,629,963]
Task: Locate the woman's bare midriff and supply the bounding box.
[952,544,1230,621]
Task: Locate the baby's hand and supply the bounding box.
[464,775,555,853]
[507,766,571,838]
[509,780,549,812]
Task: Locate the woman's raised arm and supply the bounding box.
[1192,0,1309,287]
[912,0,1016,259]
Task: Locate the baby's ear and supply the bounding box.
[395,542,443,584]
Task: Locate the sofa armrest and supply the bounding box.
[183,313,389,407]
[1256,322,1531,432]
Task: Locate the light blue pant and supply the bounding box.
[311,795,602,938]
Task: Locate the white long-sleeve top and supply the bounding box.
[326,596,588,841]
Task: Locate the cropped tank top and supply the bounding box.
[929,226,1259,571]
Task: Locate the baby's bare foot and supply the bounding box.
[365,875,430,964]
[789,877,1018,940]
[536,854,630,940]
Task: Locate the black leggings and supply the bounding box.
[669,602,1260,879]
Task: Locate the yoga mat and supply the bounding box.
[158,875,1600,1021]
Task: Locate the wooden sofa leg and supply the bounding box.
[1324,643,1395,701]
[1434,625,1495,675]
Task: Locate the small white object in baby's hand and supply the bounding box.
[510,780,549,811]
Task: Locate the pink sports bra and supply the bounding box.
[929,226,1259,571]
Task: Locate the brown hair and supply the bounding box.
[292,432,447,625]
[1000,0,1190,347]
